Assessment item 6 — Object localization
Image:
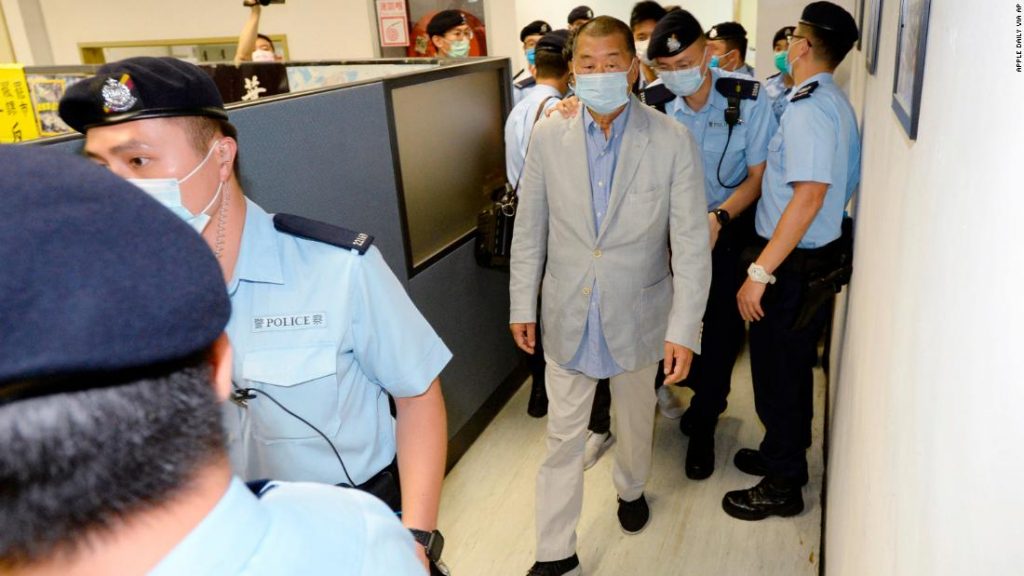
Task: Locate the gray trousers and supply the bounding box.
[535,358,659,561]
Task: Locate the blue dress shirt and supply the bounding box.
[224,200,452,486]
[665,67,776,211]
[755,73,861,248]
[564,104,631,379]
[150,477,424,575]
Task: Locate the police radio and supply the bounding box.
[714,77,760,190]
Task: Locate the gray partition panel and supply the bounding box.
[406,241,521,436]
[229,82,408,280]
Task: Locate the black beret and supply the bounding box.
[427,9,467,38]
[0,146,230,394]
[800,1,859,45]
[647,9,704,60]
[535,29,570,54]
[520,20,552,42]
[567,6,594,24]
[774,26,797,45]
[58,57,227,134]
[707,21,747,41]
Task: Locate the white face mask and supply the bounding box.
[252,49,276,62]
[128,140,224,234]
[635,39,652,66]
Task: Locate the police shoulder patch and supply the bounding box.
[515,76,537,90]
[273,213,374,255]
[790,81,819,103]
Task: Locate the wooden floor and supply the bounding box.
[437,348,825,576]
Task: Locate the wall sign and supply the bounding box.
[0,65,40,143]
[377,0,410,47]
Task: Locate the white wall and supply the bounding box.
[33,0,376,65]
[825,0,1024,573]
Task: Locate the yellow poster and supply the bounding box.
[0,64,40,143]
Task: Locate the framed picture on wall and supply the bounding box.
[892,0,932,140]
[863,0,883,73]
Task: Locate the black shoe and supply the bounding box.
[685,432,715,480]
[526,554,581,576]
[617,494,650,534]
[527,379,548,418]
[722,477,804,521]
[733,448,769,476]
[733,448,809,486]
[678,408,694,436]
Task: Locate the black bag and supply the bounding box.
[475,96,555,269]
[475,184,518,268]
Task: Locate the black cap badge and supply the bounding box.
[101,74,138,114]
[541,23,550,33]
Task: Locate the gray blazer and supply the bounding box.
[509,96,711,372]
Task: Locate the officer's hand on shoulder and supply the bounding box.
[547,96,580,120]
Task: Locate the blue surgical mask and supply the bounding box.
[661,66,706,97]
[572,62,634,115]
[785,38,806,76]
[128,140,224,234]
[709,49,736,70]
[526,48,536,66]
[448,39,470,58]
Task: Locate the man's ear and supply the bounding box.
[209,333,233,402]
[215,137,238,183]
[431,36,445,53]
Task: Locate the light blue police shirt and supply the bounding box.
[224,200,453,486]
[665,67,776,210]
[563,104,630,380]
[505,83,562,185]
[755,73,861,248]
[513,72,539,107]
[763,73,793,123]
[150,477,425,575]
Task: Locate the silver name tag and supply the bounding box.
[252,312,327,333]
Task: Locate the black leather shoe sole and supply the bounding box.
[685,435,715,480]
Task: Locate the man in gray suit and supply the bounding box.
[509,16,711,576]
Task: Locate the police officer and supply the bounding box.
[630,1,668,90]
[567,5,594,31]
[764,26,797,122]
[59,57,452,569]
[724,1,860,520]
[428,9,473,58]
[646,9,776,479]
[706,22,755,77]
[513,20,553,106]
[0,146,424,575]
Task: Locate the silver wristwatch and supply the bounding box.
[747,263,777,285]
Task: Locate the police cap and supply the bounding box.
[427,9,468,38]
[58,56,227,134]
[774,26,796,45]
[0,146,230,397]
[707,21,747,41]
[567,6,594,24]
[800,1,859,46]
[520,20,552,42]
[535,29,570,54]
[647,9,704,60]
